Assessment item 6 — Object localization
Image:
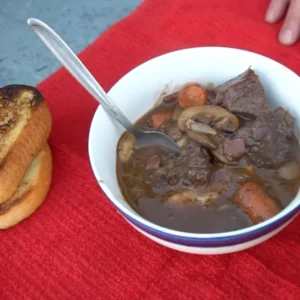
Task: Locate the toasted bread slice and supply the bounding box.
[0,143,52,229]
[0,85,52,203]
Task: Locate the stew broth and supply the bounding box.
[116,69,300,233]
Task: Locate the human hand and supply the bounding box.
[266,0,300,45]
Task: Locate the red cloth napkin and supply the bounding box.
[2,0,300,299]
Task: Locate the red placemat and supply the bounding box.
[2,0,300,299]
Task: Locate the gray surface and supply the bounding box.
[0,0,142,86]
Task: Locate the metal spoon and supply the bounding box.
[27,18,180,153]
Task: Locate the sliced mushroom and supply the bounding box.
[195,192,219,205]
[177,135,188,148]
[186,130,217,149]
[185,119,194,128]
[215,117,233,131]
[278,162,300,180]
[162,189,216,205]
[162,189,197,204]
[194,181,230,206]
[118,131,136,163]
[186,119,217,135]
[165,121,184,141]
[178,105,239,132]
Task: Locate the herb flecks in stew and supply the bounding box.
[116,68,300,233]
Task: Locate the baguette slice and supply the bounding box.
[0,143,52,229]
[0,85,52,203]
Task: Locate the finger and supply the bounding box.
[279,0,300,45]
[265,0,290,23]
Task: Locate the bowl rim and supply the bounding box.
[88,46,300,241]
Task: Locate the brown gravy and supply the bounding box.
[116,69,300,233]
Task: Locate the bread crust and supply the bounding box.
[0,143,52,229]
[0,85,52,203]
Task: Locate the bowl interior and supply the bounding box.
[89,47,300,236]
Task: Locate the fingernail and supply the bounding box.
[265,9,275,23]
[279,28,294,44]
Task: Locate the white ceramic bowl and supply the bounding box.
[88,47,300,255]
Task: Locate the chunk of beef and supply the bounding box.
[235,107,295,168]
[144,155,161,171]
[146,141,211,187]
[213,69,271,117]
[210,134,246,165]
[183,145,211,185]
[223,138,246,159]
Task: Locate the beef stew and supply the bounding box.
[116,68,300,233]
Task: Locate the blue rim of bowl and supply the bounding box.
[101,190,300,247]
[88,46,300,248]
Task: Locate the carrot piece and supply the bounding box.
[178,83,208,108]
[149,111,173,129]
[233,182,279,224]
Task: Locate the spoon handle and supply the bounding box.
[27,18,137,133]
